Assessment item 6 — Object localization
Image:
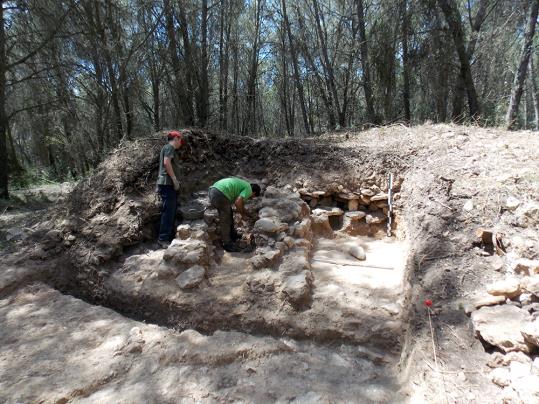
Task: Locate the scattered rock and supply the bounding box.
[521,319,539,348]
[491,255,505,271]
[506,196,521,211]
[463,200,474,211]
[512,259,539,276]
[471,305,533,353]
[516,202,539,228]
[486,279,521,299]
[520,276,539,296]
[176,265,206,289]
[249,254,271,270]
[491,367,511,387]
[282,270,314,305]
[345,244,366,261]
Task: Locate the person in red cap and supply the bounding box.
[156,130,184,247]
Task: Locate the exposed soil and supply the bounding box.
[1,123,538,403]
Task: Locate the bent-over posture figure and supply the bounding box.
[209,177,261,252]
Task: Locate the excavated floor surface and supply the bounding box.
[0,284,402,403]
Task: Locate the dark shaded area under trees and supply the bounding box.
[0,0,537,198]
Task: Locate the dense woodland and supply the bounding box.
[0,0,538,198]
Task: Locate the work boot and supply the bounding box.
[157,239,171,249]
[223,242,243,253]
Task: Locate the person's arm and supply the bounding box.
[234,196,246,218]
[164,157,180,190]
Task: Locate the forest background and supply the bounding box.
[0,0,537,198]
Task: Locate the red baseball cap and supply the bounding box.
[168,130,185,145]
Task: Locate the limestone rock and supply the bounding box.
[360,189,375,197]
[176,224,191,239]
[370,193,388,202]
[282,270,314,305]
[345,211,366,221]
[163,239,209,268]
[279,253,310,275]
[506,196,521,211]
[249,254,271,270]
[491,367,511,387]
[516,202,539,228]
[157,261,178,279]
[365,211,387,225]
[254,218,288,234]
[470,294,506,309]
[471,305,533,353]
[486,279,521,298]
[348,199,359,211]
[310,213,333,237]
[463,200,474,211]
[312,207,343,216]
[293,218,312,239]
[491,255,505,271]
[203,208,219,224]
[180,198,208,220]
[346,245,366,261]
[521,319,539,348]
[176,265,205,289]
[520,276,539,296]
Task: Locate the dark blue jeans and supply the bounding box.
[158,184,177,241]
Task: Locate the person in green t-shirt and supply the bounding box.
[156,130,185,248]
[209,177,261,252]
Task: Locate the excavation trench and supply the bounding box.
[50,175,412,358]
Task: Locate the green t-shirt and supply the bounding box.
[213,178,252,201]
[157,144,176,185]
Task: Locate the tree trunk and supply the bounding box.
[401,0,411,123]
[530,53,539,130]
[282,0,310,134]
[197,0,209,127]
[312,0,341,127]
[0,1,8,198]
[506,0,539,129]
[451,0,488,121]
[437,0,481,119]
[356,0,377,124]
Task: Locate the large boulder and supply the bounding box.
[471,305,534,353]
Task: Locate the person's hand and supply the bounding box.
[173,179,180,191]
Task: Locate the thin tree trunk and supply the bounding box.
[197,0,209,126]
[506,0,539,129]
[357,0,376,125]
[401,0,411,123]
[451,0,488,121]
[282,0,310,134]
[530,53,539,130]
[437,0,481,119]
[312,0,341,127]
[0,1,9,198]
